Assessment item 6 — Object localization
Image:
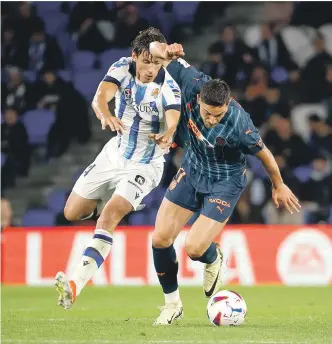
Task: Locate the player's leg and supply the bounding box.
[153,164,200,325]
[56,159,163,309]
[185,174,247,297]
[185,215,227,298]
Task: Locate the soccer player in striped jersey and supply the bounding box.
[149,42,301,325]
[54,28,181,309]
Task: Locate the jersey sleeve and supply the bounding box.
[103,57,129,88]
[166,59,211,103]
[161,78,181,112]
[238,111,264,155]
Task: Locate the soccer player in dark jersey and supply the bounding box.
[149,42,301,325]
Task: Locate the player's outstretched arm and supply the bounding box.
[149,42,185,68]
[256,146,301,215]
[92,82,125,133]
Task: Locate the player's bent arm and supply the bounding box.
[92,81,118,121]
[165,108,181,133]
[255,146,301,214]
[255,146,283,189]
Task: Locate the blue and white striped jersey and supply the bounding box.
[167,59,264,180]
[103,57,181,163]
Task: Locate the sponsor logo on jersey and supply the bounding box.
[135,175,145,185]
[188,119,214,148]
[208,198,231,208]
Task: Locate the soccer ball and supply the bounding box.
[207,290,247,326]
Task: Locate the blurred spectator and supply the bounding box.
[33,69,91,158]
[113,5,149,48]
[200,45,227,80]
[1,108,31,176]
[1,19,25,68]
[256,23,299,78]
[209,25,254,87]
[14,2,42,42]
[301,33,332,102]
[264,114,312,168]
[300,153,332,223]
[263,2,293,28]
[1,198,13,228]
[308,114,332,157]
[242,65,288,127]
[68,2,112,53]
[21,18,65,71]
[1,66,33,112]
[264,154,302,224]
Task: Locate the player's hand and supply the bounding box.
[101,114,125,134]
[148,130,174,150]
[150,42,185,61]
[272,184,301,215]
[165,43,185,60]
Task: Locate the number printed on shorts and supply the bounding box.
[83,163,96,177]
[169,167,186,191]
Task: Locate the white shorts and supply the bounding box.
[73,138,164,210]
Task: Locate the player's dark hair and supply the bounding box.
[131,27,167,56]
[200,79,231,107]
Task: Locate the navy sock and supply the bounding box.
[152,245,178,294]
[189,242,217,264]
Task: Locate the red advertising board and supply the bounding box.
[1,225,332,286]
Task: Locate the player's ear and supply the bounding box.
[132,51,137,62]
[197,94,201,104]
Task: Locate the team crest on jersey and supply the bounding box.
[215,137,226,147]
[124,88,131,100]
[151,88,159,99]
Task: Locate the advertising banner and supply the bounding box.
[2,226,332,286]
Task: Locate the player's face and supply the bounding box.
[133,51,162,84]
[198,96,229,128]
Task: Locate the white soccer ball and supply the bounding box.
[207,290,247,326]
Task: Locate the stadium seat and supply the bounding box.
[47,189,68,214]
[43,13,68,37]
[128,211,149,225]
[57,70,72,82]
[22,109,56,145]
[319,24,332,55]
[35,1,62,15]
[73,70,104,101]
[22,70,37,83]
[23,208,56,227]
[1,152,7,167]
[172,2,199,24]
[99,49,131,72]
[290,104,327,142]
[58,34,76,64]
[71,51,97,71]
[280,26,316,67]
[293,166,313,183]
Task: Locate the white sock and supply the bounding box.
[71,229,113,296]
[164,289,180,304]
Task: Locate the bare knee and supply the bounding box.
[185,240,206,259]
[152,230,173,248]
[64,193,97,222]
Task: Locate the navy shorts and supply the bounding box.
[165,161,247,223]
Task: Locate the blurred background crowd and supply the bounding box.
[1,1,332,228]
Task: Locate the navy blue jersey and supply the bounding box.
[167,59,264,180]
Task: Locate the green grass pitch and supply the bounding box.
[2,286,332,344]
